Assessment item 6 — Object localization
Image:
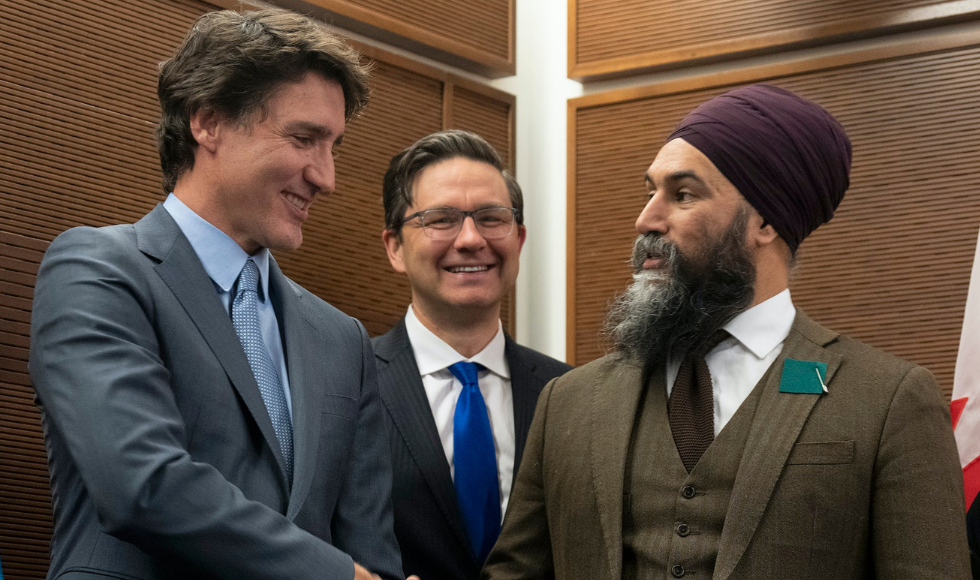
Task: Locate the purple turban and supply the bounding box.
[667,84,852,253]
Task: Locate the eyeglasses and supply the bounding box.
[401,207,521,240]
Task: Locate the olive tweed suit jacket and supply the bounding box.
[483,310,970,580]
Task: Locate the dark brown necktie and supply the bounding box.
[668,331,730,472]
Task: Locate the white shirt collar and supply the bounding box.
[404,305,510,379]
[722,288,796,359]
[162,193,272,300]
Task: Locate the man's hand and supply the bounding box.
[354,563,380,580]
[353,562,420,580]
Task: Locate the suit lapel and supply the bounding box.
[137,206,291,493]
[713,310,842,580]
[376,321,473,550]
[505,338,543,485]
[266,260,324,518]
[591,357,646,580]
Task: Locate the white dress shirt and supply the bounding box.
[666,289,796,435]
[163,193,292,417]
[404,305,515,518]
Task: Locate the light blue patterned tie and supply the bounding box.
[232,259,293,485]
[449,361,501,564]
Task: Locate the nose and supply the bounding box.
[454,215,487,250]
[635,191,668,235]
[305,147,335,195]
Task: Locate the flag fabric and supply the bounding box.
[953,229,980,511]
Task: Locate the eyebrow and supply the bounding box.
[421,203,508,211]
[644,170,707,188]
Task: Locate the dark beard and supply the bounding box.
[604,207,756,378]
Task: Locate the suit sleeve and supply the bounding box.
[29,228,360,580]
[870,365,971,579]
[328,320,403,580]
[967,492,980,579]
[483,377,557,580]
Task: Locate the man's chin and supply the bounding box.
[264,231,304,253]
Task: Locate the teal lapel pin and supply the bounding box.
[779,358,828,394]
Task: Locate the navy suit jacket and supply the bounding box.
[30,205,402,580]
[372,319,571,580]
[968,494,980,579]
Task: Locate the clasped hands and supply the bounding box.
[354,562,420,580]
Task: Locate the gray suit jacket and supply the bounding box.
[484,310,970,580]
[373,320,571,580]
[29,205,402,580]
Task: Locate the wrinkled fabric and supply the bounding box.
[668,84,852,253]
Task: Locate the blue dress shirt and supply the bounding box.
[162,194,292,417]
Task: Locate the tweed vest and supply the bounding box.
[622,369,769,580]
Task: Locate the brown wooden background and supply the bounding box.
[0,0,514,577]
[280,0,515,77]
[570,0,980,80]
[568,31,980,401]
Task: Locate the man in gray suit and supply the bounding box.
[29,9,405,580]
[375,131,571,580]
[484,85,969,579]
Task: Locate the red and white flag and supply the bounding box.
[953,229,980,511]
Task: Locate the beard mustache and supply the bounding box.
[603,206,756,377]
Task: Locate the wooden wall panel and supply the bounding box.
[570,0,980,80]
[1,2,209,575]
[0,232,50,580]
[0,2,515,578]
[282,0,515,77]
[450,86,515,168]
[569,37,980,400]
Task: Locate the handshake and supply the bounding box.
[355,563,420,580]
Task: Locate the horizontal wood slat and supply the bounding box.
[569,39,980,402]
[570,0,980,80]
[0,231,51,580]
[287,0,514,77]
[2,2,515,577]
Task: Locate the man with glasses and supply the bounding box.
[376,130,572,580]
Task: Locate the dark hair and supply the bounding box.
[156,8,370,192]
[382,130,523,233]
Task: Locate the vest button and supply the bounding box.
[681,485,696,499]
[676,523,690,536]
[671,564,685,577]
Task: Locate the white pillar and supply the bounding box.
[492,0,581,360]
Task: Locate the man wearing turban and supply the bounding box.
[482,84,969,579]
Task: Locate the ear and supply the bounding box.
[189,109,223,154]
[746,210,780,249]
[382,228,407,274]
[517,224,527,252]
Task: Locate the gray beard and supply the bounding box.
[604,209,756,378]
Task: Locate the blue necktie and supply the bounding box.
[449,361,501,564]
[232,259,293,485]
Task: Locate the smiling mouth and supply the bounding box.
[446,265,492,273]
[283,191,312,213]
